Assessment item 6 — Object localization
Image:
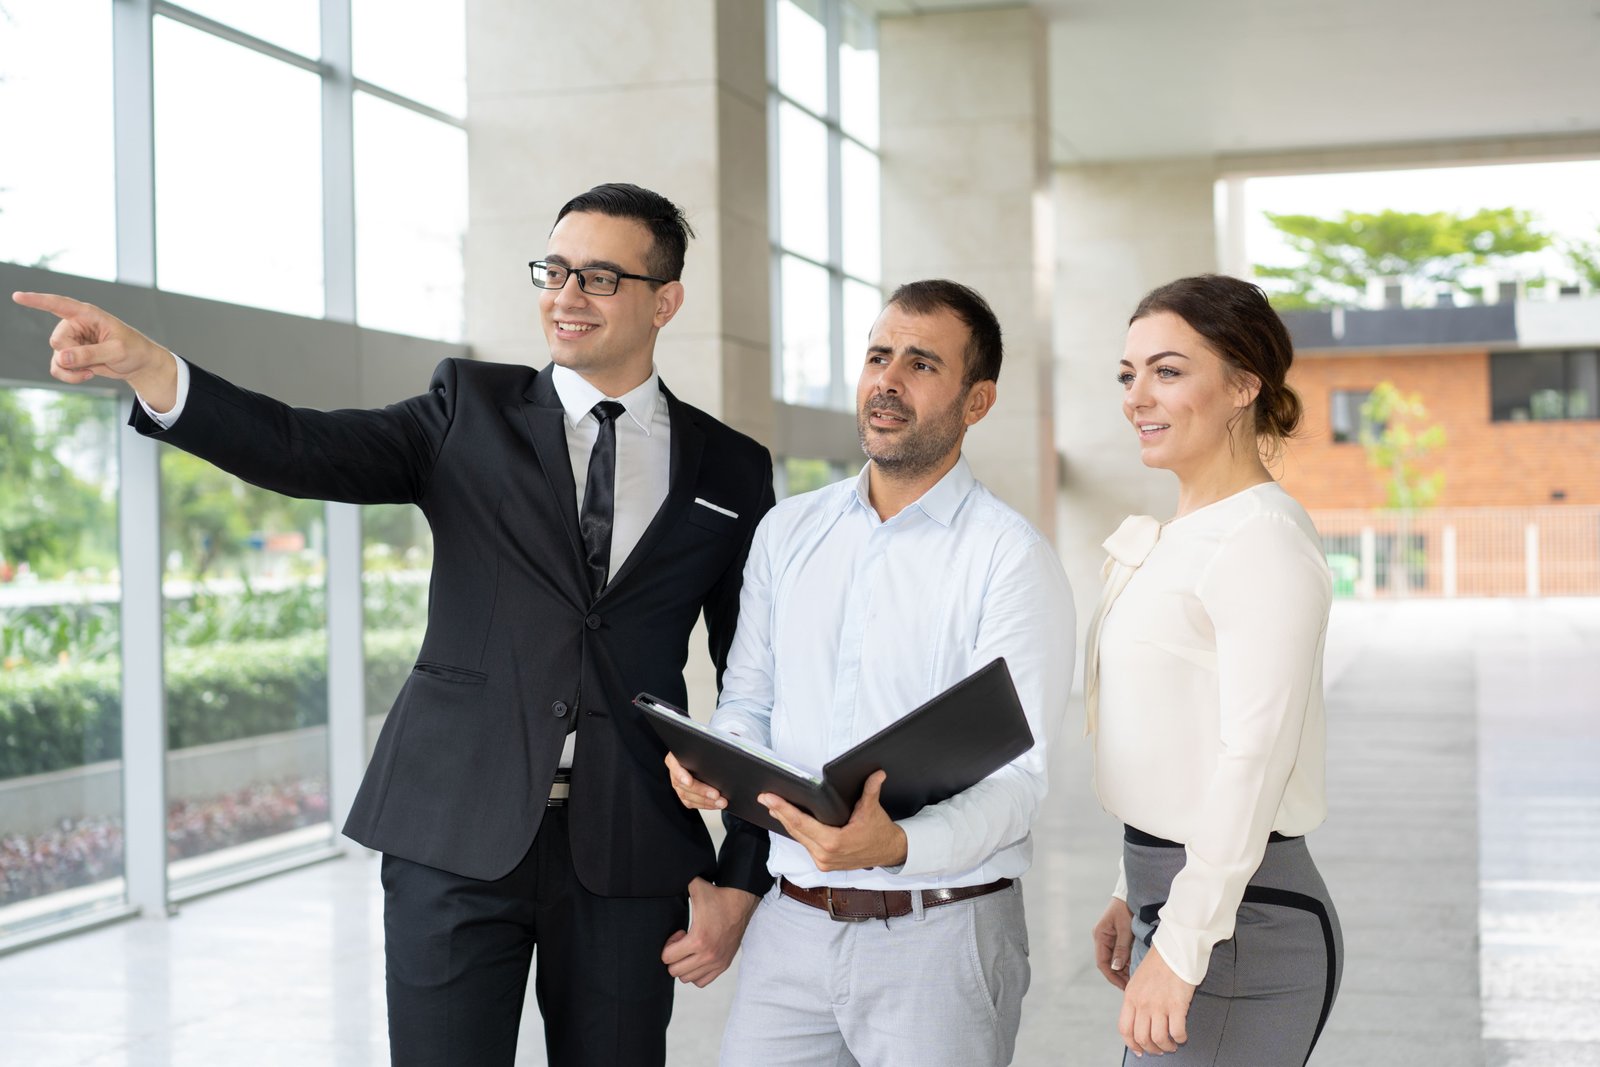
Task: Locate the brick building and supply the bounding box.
[1273,297,1600,596]
[1278,298,1600,509]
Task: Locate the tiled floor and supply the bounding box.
[2,599,1596,1065]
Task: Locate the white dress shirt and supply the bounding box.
[142,356,673,770]
[1088,481,1332,985]
[713,456,1075,890]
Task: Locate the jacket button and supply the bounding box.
[585,613,602,630]
[551,701,569,718]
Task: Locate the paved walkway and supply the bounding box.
[2,599,1596,1065]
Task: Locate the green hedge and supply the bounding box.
[0,629,422,781]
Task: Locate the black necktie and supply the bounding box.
[579,401,625,600]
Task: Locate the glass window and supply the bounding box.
[154,16,324,317]
[769,0,881,416]
[1330,389,1374,444]
[778,103,830,265]
[838,3,879,147]
[0,387,123,939]
[0,0,116,279]
[167,1,321,57]
[842,278,882,367]
[160,452,331,892]
[361,504,432,754]
[1490,350,1598,422]
[780,457,849,498]
[775,0,828,115]
[781,255,833,407]
[354,92,468,341]
[353,0,467,117]
[840,140,880,283]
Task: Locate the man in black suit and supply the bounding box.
[14,183,775,1066]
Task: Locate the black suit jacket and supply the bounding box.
[132,357,775,896]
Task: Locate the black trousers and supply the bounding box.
[381,807,689,1067]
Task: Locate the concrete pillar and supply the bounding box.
[463,0,773,446]
[1053,157,1219,625]
[879,6,1055,537]
[463,1,772,713]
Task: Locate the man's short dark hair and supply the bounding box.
[885,279,1003,385]
[554,183,695,282]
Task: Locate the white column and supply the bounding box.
[879,6,1055,536]
[465,0,772,713]
[1053,157,1219,624]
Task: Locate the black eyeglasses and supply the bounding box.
[528,260,668,296]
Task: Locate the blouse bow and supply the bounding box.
[1083,514,1162,736]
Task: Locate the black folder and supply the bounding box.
[635,658,1033,839]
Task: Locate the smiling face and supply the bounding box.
[539,210,684,395]
[856,303,995,479]
[1119,310,1260,477]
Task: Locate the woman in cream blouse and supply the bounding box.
[1085,274,1342,1063]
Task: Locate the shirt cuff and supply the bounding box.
[1112,855,1128,902]
[137,352,189,427]
[1150,918,1214,987]
[891,810,951,879]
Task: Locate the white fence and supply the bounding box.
[1309,506,1600,598]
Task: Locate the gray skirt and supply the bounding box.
[1122,827,1343,1067]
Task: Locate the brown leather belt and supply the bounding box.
[779,876,1013,922]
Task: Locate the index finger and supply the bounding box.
[12,291,94,319]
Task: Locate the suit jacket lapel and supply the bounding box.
[602,383,704,597]
[519,368,586,571]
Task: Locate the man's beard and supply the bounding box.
[857,386,970,479]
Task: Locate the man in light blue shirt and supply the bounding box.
[669,280,1075,1066]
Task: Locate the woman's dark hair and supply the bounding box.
[1130,274,1302,450]
[554,183,695,281]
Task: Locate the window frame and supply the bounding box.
[766,0,882,414]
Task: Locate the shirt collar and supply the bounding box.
[847,454,976,527]
[550,363,663,435]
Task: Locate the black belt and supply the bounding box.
[1124,825,1300,848]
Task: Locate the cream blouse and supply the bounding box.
[1085,481,1332,986]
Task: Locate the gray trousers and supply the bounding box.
[720,880,1031,1067]
[1123,833,1343,1067]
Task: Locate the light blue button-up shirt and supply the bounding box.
[714,455,1075,889]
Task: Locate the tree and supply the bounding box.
[1255,207,1551,309]
[1359,382,1446,595]
[0,390,117,581]
[1563,225,1600,290]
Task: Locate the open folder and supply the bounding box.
[635,658,1033,839]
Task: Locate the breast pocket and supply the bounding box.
[684,501,740,538]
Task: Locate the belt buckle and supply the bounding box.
[823,887,872,923]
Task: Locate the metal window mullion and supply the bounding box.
[113,0,156,286]
[118,399,168,919]
[321,0,356,323]
[824,0,846,411]
[154,2,323,75]
[353,78,466,129]
[324,502,364,839]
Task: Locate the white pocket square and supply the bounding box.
[693,497,739,519]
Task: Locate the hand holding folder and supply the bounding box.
[638,658,1033,840]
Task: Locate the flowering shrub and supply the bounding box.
[0,776,332,908]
